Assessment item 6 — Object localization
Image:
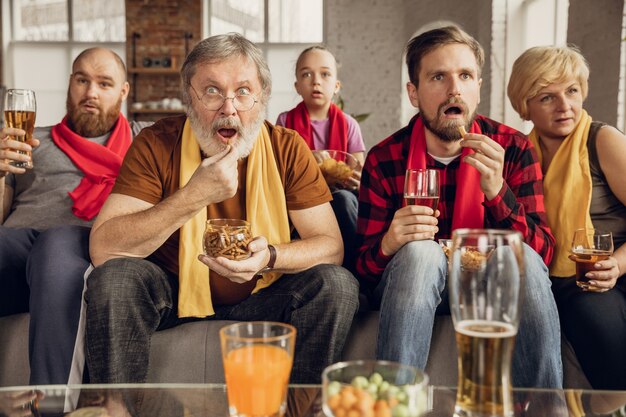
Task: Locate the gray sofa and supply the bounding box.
[0,310,591,388]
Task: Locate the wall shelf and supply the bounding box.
[128,67,180,75]
[131,109,184,114]
[128,31,192,122]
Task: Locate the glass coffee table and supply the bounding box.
[1,384,625,417]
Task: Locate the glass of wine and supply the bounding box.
[3,89,37,169]
[404,169,439,212]
[570,228,614,290]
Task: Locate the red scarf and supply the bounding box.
[407,115,484,230]
[51,113,132,221]
[284,101,348,154]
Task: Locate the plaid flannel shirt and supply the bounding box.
[355,114,555,285]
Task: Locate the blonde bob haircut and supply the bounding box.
[507,45,589,120]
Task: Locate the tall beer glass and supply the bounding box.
[449,229,523,417]
[3,89,36,169]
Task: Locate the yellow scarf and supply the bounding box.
[529,110,594,277]
[178,119,291,317]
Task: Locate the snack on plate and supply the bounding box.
[460,247,489,271]
[320,158,354,185]
[439,239,452,258]
[458,125,468,138]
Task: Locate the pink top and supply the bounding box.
[276,111,366,153]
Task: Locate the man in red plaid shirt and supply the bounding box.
[356,26,562,387]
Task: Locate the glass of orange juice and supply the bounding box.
[220,321,296,417]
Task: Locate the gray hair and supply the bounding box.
[181,33,272,106]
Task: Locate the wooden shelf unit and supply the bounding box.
[128,67,180,75]
[128,31,192,122]
[130,108,184,114]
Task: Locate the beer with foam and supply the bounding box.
[454,320,516,417]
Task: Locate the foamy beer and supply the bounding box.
[448,229,523,417]
[3,89,36,169]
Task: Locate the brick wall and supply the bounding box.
[125,0,202,121]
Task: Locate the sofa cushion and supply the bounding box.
[0,312,591,389]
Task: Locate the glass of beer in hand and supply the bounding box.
[3,89,36,169]
[449,229,524,417]
[570,228,613,290]
[404,169,439,212]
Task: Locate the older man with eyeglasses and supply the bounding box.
[85,33,359,384]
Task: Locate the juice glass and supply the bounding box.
[220,321,296,417]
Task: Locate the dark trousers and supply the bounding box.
[85,258,360,384]
[551,276,626,389]
[330,189,359,274]
[0,225,91,385]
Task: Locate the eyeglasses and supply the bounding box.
[189,84,258,112]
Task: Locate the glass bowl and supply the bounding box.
[203,219,252,260]
[322,360,429,417]
[438,239,453,259]
[312,150,361,189]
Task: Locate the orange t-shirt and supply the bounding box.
[112,115,331,305]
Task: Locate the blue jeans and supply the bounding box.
[373,240,563,388]
[85,258,359,384]
[0,225,91,385]
[330,189,359,274]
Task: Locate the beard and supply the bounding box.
[421,97,476,143]
[189,106,266,159]
[66,95,122,138]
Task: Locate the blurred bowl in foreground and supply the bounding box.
[322,360,429,417]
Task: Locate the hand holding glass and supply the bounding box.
[449,229,523,417]
[220,322,296,417]
[3,89,36,169]
[570,228,614,290]
[404,169,439,211]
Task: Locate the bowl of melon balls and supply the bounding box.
[322,360,429,417]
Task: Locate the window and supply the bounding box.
[3,0,126,126]
[204,0,324,123]
[11,0,125,42]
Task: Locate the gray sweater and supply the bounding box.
[4,120,148,230]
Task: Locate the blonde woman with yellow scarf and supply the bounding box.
[508,46,626,390]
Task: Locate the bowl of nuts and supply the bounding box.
[312,150,361,190]
[203,219,252,260]
[322,360,429,417]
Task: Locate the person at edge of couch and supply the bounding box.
[84,32,360,384]
[508,45,626,390]
[0,47,148,385]
[354,25,563,388]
